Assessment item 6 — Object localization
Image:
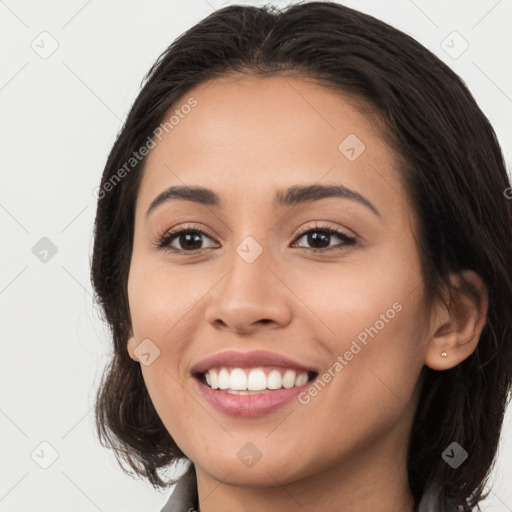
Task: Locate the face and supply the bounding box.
[127,74,430,488]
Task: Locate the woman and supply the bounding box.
[91,2,512,511]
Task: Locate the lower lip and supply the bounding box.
[193,376,313,417]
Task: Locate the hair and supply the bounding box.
[90,2,512,510]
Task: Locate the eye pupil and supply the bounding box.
[180,232,203,250]
[308,232,330,248]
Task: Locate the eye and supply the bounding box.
[155,226,218,253]
[291,223,357,251]
[154,222,358,254]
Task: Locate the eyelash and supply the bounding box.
[154,222,358,255]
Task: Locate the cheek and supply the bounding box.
[289,293,424,475]
[127,258,207,340]
[289,250,426,414]
[126,256,228,409]
[288,242,420,341]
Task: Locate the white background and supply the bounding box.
[1,0,511,511]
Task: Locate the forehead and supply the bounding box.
[137,74,406,218]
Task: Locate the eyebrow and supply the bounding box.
[146,184,381,218]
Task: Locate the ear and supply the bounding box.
[127,328,140,363]
[424,270,488,370]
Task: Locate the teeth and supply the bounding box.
[295,372,308,386]
[226,389,272,395]
[247,369,267,390]
[209,369,218,389]
[282,369,296,389]
[230,368,247,390]
[203,367,311,392]
[218,368,230,390]
[267,369,282,389]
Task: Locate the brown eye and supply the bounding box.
[292,225,357,251]
[157,228,218,252]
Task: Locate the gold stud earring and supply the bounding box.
[441,351,448,357]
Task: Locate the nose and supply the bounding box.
[204,245,292,335]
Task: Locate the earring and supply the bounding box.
[441,351,448,357]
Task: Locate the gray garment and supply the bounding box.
[160,464,198,512]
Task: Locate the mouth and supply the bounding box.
[192,366,318,417]
[190,350,319,417]
[193,366,318,394]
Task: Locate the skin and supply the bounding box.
[126,75,488,512]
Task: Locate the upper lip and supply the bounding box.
[191,350,318,375]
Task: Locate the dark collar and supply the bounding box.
[160,463,198,512]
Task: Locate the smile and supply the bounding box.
[200,366,315,393]
[191,349,319,417]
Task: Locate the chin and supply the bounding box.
[194,447,310,488]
